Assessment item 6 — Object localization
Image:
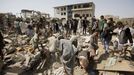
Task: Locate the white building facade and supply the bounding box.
[54,2,95,20]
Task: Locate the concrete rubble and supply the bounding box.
[0,32,134,75]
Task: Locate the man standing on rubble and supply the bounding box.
[99,15,105,42]
[65,20,70,37]
[83,17,88,35]
[77,16,83,35]
[55,22,59,33]
[26,25,34,38]
[0,31,5,60]
[14,20,22,35]
[71,19,78,35]
[102,19,113,54]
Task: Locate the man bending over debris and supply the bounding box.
[57,36,75,75]
[89,30,99,58]
[77,30,99,75]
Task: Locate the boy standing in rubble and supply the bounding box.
[99,15,105,42]
[30,28,39,50]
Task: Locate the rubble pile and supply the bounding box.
[0,33,51,75]
[0,32,134,75]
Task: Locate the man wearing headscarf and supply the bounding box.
[77,16,83,35]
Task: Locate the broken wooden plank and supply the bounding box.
[96,60,134,72]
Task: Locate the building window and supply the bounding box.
[68,6,73,9]
[61,13,63,15]
[64,7,66,10]
[78,5,81,8]
[83,4,90,8]
[61,8,63,11]
[86,14,89,17]
[64,12,66,15]
[74,5,77,9]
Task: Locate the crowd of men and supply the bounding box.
[0,15,134,75]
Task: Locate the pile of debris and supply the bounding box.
[1,33,134,75]
[0,34,49,75]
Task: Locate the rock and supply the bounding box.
[4,39,12,43]
[21,35,27,38]
[16,47,24,51]
[53,67,65,75]
[4,72,18,75]
[6,47,16,55]
[74,66,88,75]
[52,62,62,70]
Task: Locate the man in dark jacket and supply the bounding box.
[102,19,113,54]
[0,32,5,60]
[102,26,112,54]
[119,27,133,45]
[118,22,133,57]
[83,17,88,35]
[55,23,59,33]
[73,19,78,35]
